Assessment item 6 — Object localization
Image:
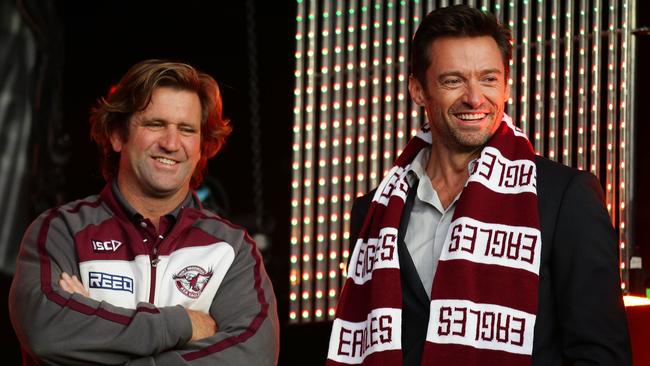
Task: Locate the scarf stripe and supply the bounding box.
[429,262,540,313]
[423,343,532,364]
[453,185,539,228]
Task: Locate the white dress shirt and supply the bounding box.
[404,148,462,298]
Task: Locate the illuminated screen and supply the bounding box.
[289,0,633,323]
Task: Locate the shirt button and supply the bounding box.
[140,221,147,228]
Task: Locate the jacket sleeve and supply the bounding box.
[123,229,280,365]
[551,172,632,365]
[9,208,193,365]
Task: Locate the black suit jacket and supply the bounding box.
[349,156,631,365]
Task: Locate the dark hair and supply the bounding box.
[90,59,232,189]
[411,5,512,85]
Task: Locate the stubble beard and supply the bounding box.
[432,112,495,154]
[448,125,493,152]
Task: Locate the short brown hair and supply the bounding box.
[90,59,232,188]
[411,5,512,85]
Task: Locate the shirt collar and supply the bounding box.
[406,147,471,212]
[110,180,195,223]
[407,147,478,183]
[407,147,430,185]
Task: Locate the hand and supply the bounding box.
[59,272,89,297]
[186,309,217,341]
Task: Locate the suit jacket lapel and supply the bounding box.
[398,180,431,308]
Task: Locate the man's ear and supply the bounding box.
[110,130,123,153]
[408,75,427,107]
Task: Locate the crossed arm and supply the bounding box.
[9,209,279,365]
[58,273,217,342]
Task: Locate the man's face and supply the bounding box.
[409,36,510,153]
[111,87,202,199]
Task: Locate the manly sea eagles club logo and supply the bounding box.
[173,265,214,299]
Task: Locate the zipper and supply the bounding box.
[149,236,165,304]
[146,210,184,304]
[148,246,158,304]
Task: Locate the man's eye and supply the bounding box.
[179,126,197,134]
[143,121,163,128]
[483,76,498,83]
[443,78,461,86]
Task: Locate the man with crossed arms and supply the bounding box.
[10,60,279,365]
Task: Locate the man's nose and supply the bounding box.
[462,81,486,108]
[159,127,181,151]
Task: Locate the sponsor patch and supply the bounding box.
[173,265,214,299]
[88,271,134,293]
[91,239,123,252]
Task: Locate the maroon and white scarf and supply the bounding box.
[327,115,541,366]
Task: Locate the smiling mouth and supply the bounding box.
[454,112,488,121]
[154,157,178,166]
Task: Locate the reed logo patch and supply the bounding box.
[173,265,213,299]
[88,271,134,293]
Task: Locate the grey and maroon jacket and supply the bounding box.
[9,183,279,365]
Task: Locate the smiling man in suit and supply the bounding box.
[327,5,631,366]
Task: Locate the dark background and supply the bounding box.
[58,1,293,225]
[632,0,650,299]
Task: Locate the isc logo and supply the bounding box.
[91,239,122,252]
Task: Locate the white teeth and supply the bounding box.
[155,157,177,165]
[456,113,487,120]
